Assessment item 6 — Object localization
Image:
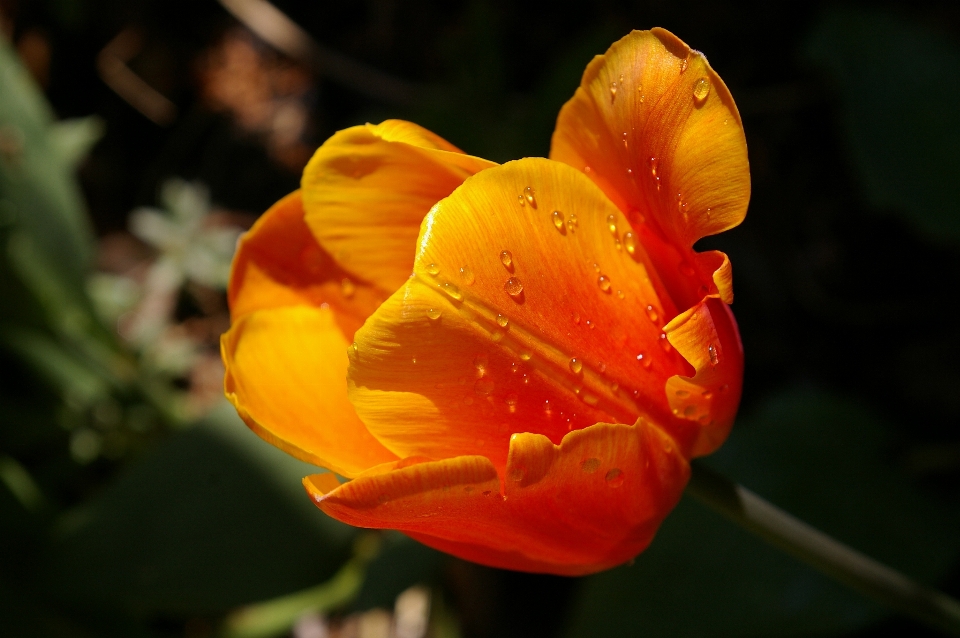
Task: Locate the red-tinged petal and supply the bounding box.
[664,296,744,456]
[346,158,699,469]
[228,190,386,339]
[550,28,750,249]
[301,120,497,293]
[303,419,689,576]
[222,305,398,478]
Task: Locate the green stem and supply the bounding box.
[686,462,960,636]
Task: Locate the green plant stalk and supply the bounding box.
[687,462,960,636]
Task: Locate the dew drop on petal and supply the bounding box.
[474,378,495,396]
[569,357,583,374]
[473,353,489,374]
[605,468,624,487]
[646,305,659,323]
[427,308,442,321]
[504,277,524,297]
[426,263,441,276]
[500,250,513,268]
[609,81,618,102]
[693,76,710,103]
[617,289,625,299]
[543,399,552,414]
[341,278,356,298]
[442,282,462,300]
[572,312,581,325]
[606,214,618,235]
[552,210,564,230]
[566,213,578,232]
[708,343,719,366]
[636,352,652,369]
[519,350,532,361]
[659,333,672,352]
[524,186,536,206]
[517,194,525,207]
[496,313,509,328]
[584,165,592,174]
[581,458,600,473]
[597,275,612,292]
[680,58,688,73]
[459,266,475,285]
[621,132,628,149]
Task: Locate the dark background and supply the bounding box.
[1,1,959,637]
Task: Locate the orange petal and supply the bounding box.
[301,120,497,293]
[304,419,689,576]
[346,158,707,469]
[550,29,750,250]
[664,296,744,456]
[222,304,398,478]
[228,190,385,339]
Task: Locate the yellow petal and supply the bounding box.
[550,28,750,250]
[228,190,385,339]
[304,419,689,576]
[222,305,398,477]
[347,158,702,469]
[301,120,497,293]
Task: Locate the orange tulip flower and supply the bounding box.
[221,28,749,576]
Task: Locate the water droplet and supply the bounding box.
[496,313,509,328]
[569,357,583,374]
[551,210,564,230]
[517,194,525,207]
[524,186,536,207]
[679,58,688,73]
[605,468,624,487]
[473,353,489,373]
[474,378,495,396]
[658,333,673,353]
[609,80,618,102]
[581,458,600,473]
[582,393,599,406]
[592,263,601,273]
[505,393,518,407]
[427,308,442,321]
[341,278,356,298]
[543,399,552,414]
[426,263,441,276]
[572,312,581,325]
[636,352,652,369]
[702,390,714,399]
[708,343,719,366]
[566,213,578,232]
[610,380,620,391]
[584,165,592,173]
[598,275,612,292]
[621,132,628,149]
[460,266,475,285]
[586,319,595,329]
[693,76,710,103]
[679,261,696,277]
[646,305,659,323]
[626,168,634,178]
[617,289,625,299]
[522,373,530,384]
[675,389,690,398]
[649,157,659,177]
[519,351,532,361]
[351,342,359,355]
[442,282,462,300]
[411,356,418,364]
[499,250,513,268]
[504,277,524,297]
[606,214,618,235]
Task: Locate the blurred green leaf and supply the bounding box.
[564,386,960,637]
[49,116,105,170]
[40,404,357,616]
[805,8,960,243]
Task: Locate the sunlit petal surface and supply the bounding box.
[301,120,496,293]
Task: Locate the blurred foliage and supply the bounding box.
[1,1,960,638]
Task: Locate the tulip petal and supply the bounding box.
[228,190,385,339]
[550,29,750,250]
[346,158,707,467]
[664,296,744,456]
[301,120,497,293]
[304,419,688,575]
[222,304,398,477]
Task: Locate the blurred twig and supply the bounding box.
[97,28,177,126]
[688,462,960,636]
[217,0,443,107]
